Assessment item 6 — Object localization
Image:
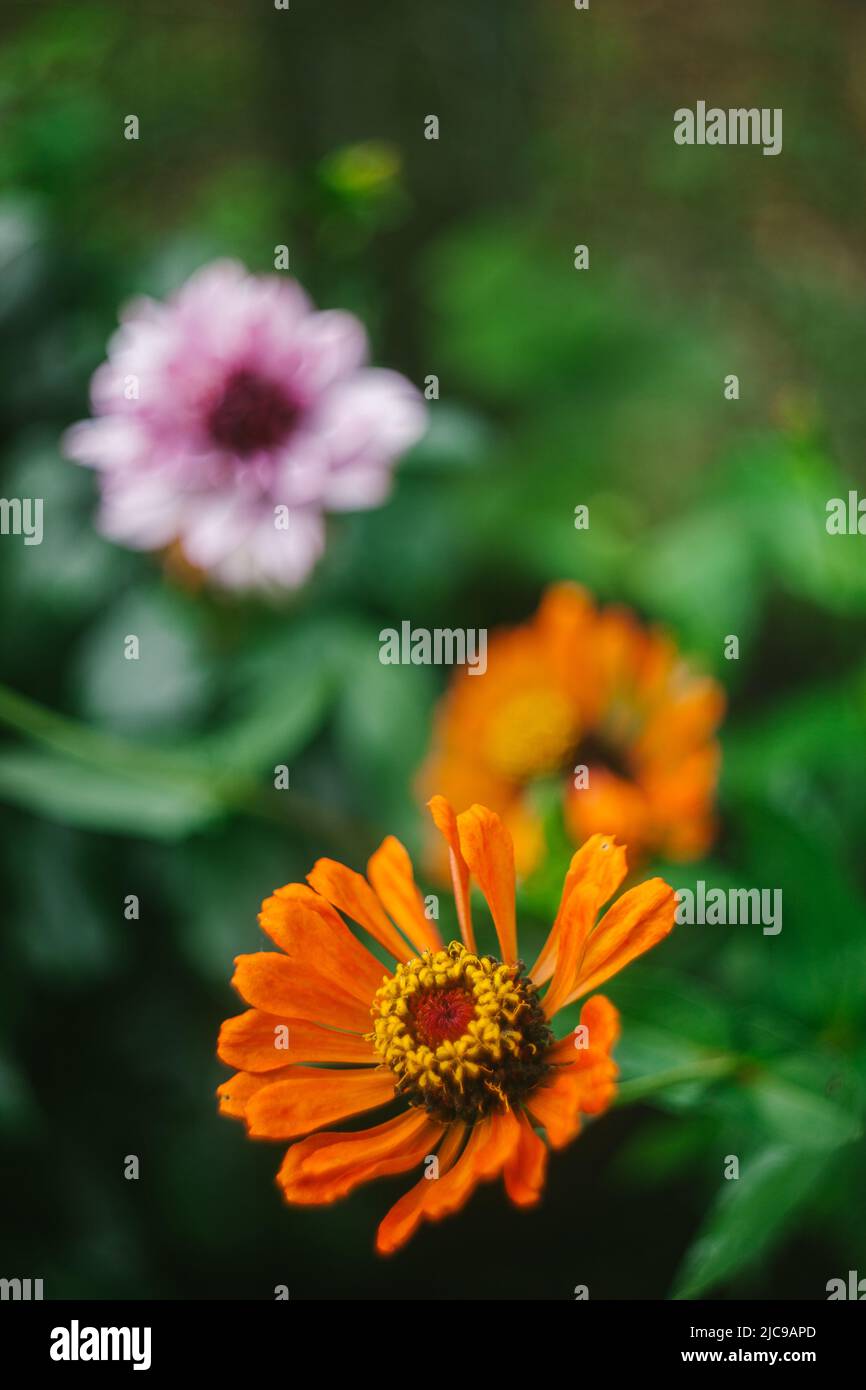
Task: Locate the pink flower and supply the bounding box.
[63,260,426,591]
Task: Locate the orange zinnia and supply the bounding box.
[419,582,725,877]
[217,797,676,1254]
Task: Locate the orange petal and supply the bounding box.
[456,804,517,963]
[567,877,676,1002]
[218,1009,377,1072]
[277,1109,444,1205]
[532,833,628,985]
[526,1073,584,1148]
[367,836,443,955]
[427,795,476,951]
[529,996,620,1144]
[541,883,597,1020]
[563,774,651,866]
[376,1111,520,1255]
[259,883,384,1002]
[307,858,411,962]
[217,1067,295,1120]
[637,677,725,761]
[244,1066,396,1139]
[643,745,720,861]
[579,993,621,1053]
[562,1046,620,1117]
[503,1110,548,1207]
[548,994,621,1062]
[418,1111,518,1221]
[231,953,370,1033]
[375,1122,466,1255]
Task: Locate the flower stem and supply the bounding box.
[614,1054,745,1107]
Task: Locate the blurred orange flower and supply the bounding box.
[217,798,675,1254]
[418,583,725,877]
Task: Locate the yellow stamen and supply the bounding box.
[369,941,553,1122]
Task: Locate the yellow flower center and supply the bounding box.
[484,689,579,781]
[370,941,553,1122]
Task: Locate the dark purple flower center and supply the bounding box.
[207,368,300,456]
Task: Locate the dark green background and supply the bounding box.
[1,0,864,1299]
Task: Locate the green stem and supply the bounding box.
[615,1054,744,1107]
[0,682,207,781]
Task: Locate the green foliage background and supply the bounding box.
[1,0,864,1300]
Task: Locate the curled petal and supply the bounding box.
[457,804,517,963]
[503,1110,548,1207]
[231,952,370,1033]
[277,1109,443,1205]
[567,878,676,1003]
[307,858,411,962]
[259,882,385,1002]
[427,795,475,951]
[532,833,628,987]
[529,995,620,1145]
[367,836,443,955]
[374,1111,528,1257]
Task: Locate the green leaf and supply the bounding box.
[71,584,212,735]
[0,746,224,839]
[737,442,866,613]
[749,1073,862,1150]
[636,502,759,658]
[0,619,342,837]
[724,677,866,808]
[335,642,436,838]
[717,797,866,1024]
[203,615,358,774]
[202,658,333,776]
[671,1145,831,1299]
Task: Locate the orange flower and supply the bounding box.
[419,583,725,877]
[217,798,676,1254]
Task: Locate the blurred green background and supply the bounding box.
[1,0,865,1300]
